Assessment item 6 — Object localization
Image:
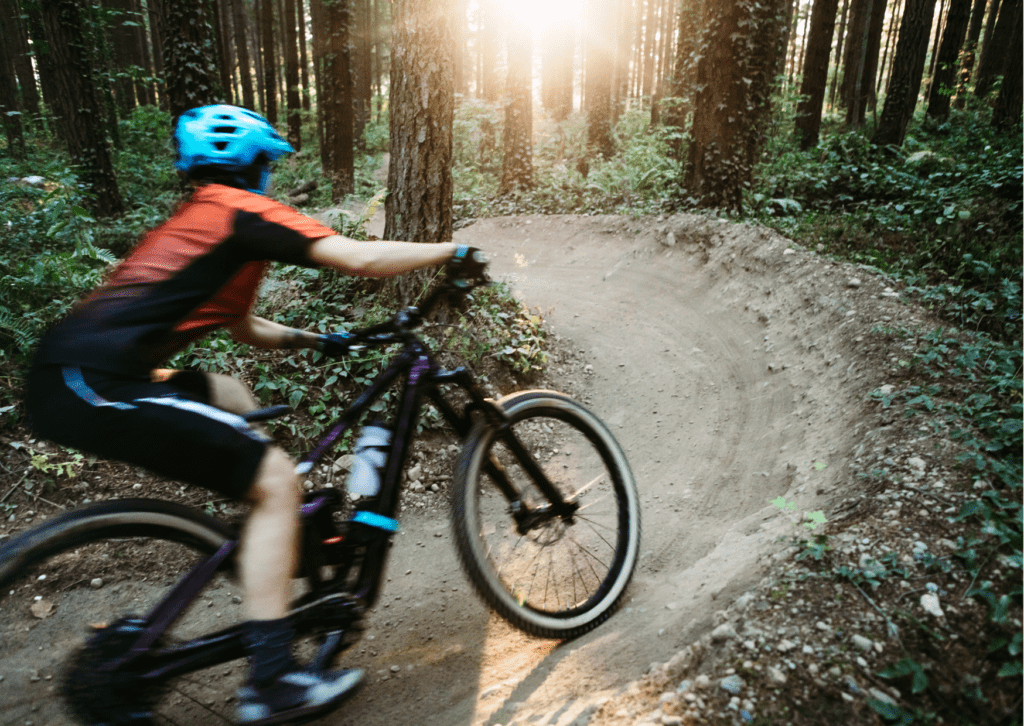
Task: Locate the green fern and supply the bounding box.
[0,306,37,352]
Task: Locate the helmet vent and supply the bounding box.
[213,126,237,134]
[214,141,229,150]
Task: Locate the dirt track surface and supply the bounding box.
[327,213,882,726]
[1,213,908,726]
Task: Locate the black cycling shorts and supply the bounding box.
[26,365,270,500]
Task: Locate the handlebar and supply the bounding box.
[322,263,490,357]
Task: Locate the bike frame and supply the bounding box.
[111,285,573,684]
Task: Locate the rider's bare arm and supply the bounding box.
[228,314,320,350]
[229,238,458,350]
[307,236,458,278]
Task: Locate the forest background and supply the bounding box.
[0,0,1020,722]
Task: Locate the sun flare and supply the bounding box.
[494,0,584,35]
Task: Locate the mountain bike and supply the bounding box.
[0,267,641,725]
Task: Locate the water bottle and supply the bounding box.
[347,424,391,496]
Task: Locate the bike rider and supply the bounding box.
[26,104,484,725]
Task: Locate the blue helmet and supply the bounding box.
[174,105,294,194]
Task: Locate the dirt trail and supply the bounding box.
[1,212,895,726]
[324,213,873,726]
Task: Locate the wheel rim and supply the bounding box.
[466,400,639,630]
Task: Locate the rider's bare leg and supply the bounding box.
[239,446,300,620]
[203,372,262,416]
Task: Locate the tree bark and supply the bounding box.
[499,16,533,195]
[283,0,301,149]
[212,0,234,105]
[925,0,972,119]
[479,0,500,102]
[663,0,701,155]
[990,0,1022,127]
[297,0,310,111]
[861,0,888,113]
[132,0,155,106]
[872,0,938,147]
[322,0,354,200]
[974,0,1019,97]
[233,0,255,108]
[159,0,222,122]
[839,0,871,116]
[6,0,40,120]
[260,0,278,122]
[795,0,841,148]
[100,0,139,115]
[385,0,454,244]
[585,0,617,157]
[686,0,788,210]
[147,0,168,110]
[952,0,992,107]
[39,0,124,217]
[0,0,25,157]
[828,0,851,107]
[250,8,264,111]
[353,0,373,148]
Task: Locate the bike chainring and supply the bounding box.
[63,617,164,726]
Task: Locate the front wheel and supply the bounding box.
[452,391,641,639]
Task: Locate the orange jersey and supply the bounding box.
[35,184,335,376]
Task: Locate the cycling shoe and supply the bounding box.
[236,667,364,725]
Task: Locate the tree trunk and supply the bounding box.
[353,0,373,148]
[614,0,636,122]
[147,0,168,110]
[233,0,255,109]
[861,0,888,113]
[385,0,454,244]
[297,0,310,111]
[828,0,851,107]
[103,0,140,114]
[212,0,234,105]
[480,0,500,102]
[6,0,40,120]
[686,0,788,210]
[283,0,301,149]
[872,0,938,146]
[974,0,1019,97]
[159,0,222,122]
[840,0,871,114]
[990,0,1022,127]
[952,0,992,107]
[795,0,841,148]
[0,0,25,157]
[39,0,124,217]
[925,0,972,119]
[132,0,156,106]
[311,0,326,162]
[641,0,658,98]
[322,0,354,200]
[585,0,617,157]
[260,0,278,122]
[251,9,265,111]
[499,16,533,195]
[662,0,702,151]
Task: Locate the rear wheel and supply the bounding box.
[0,499,247,725]
[452,391,641,639]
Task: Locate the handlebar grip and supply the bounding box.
[449,245,489,288]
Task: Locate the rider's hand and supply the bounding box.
[317,332,353,357]
[448,245,489,288]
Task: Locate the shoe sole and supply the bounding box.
[240,670,365,726]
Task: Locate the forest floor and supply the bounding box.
[0,211,1014,726]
